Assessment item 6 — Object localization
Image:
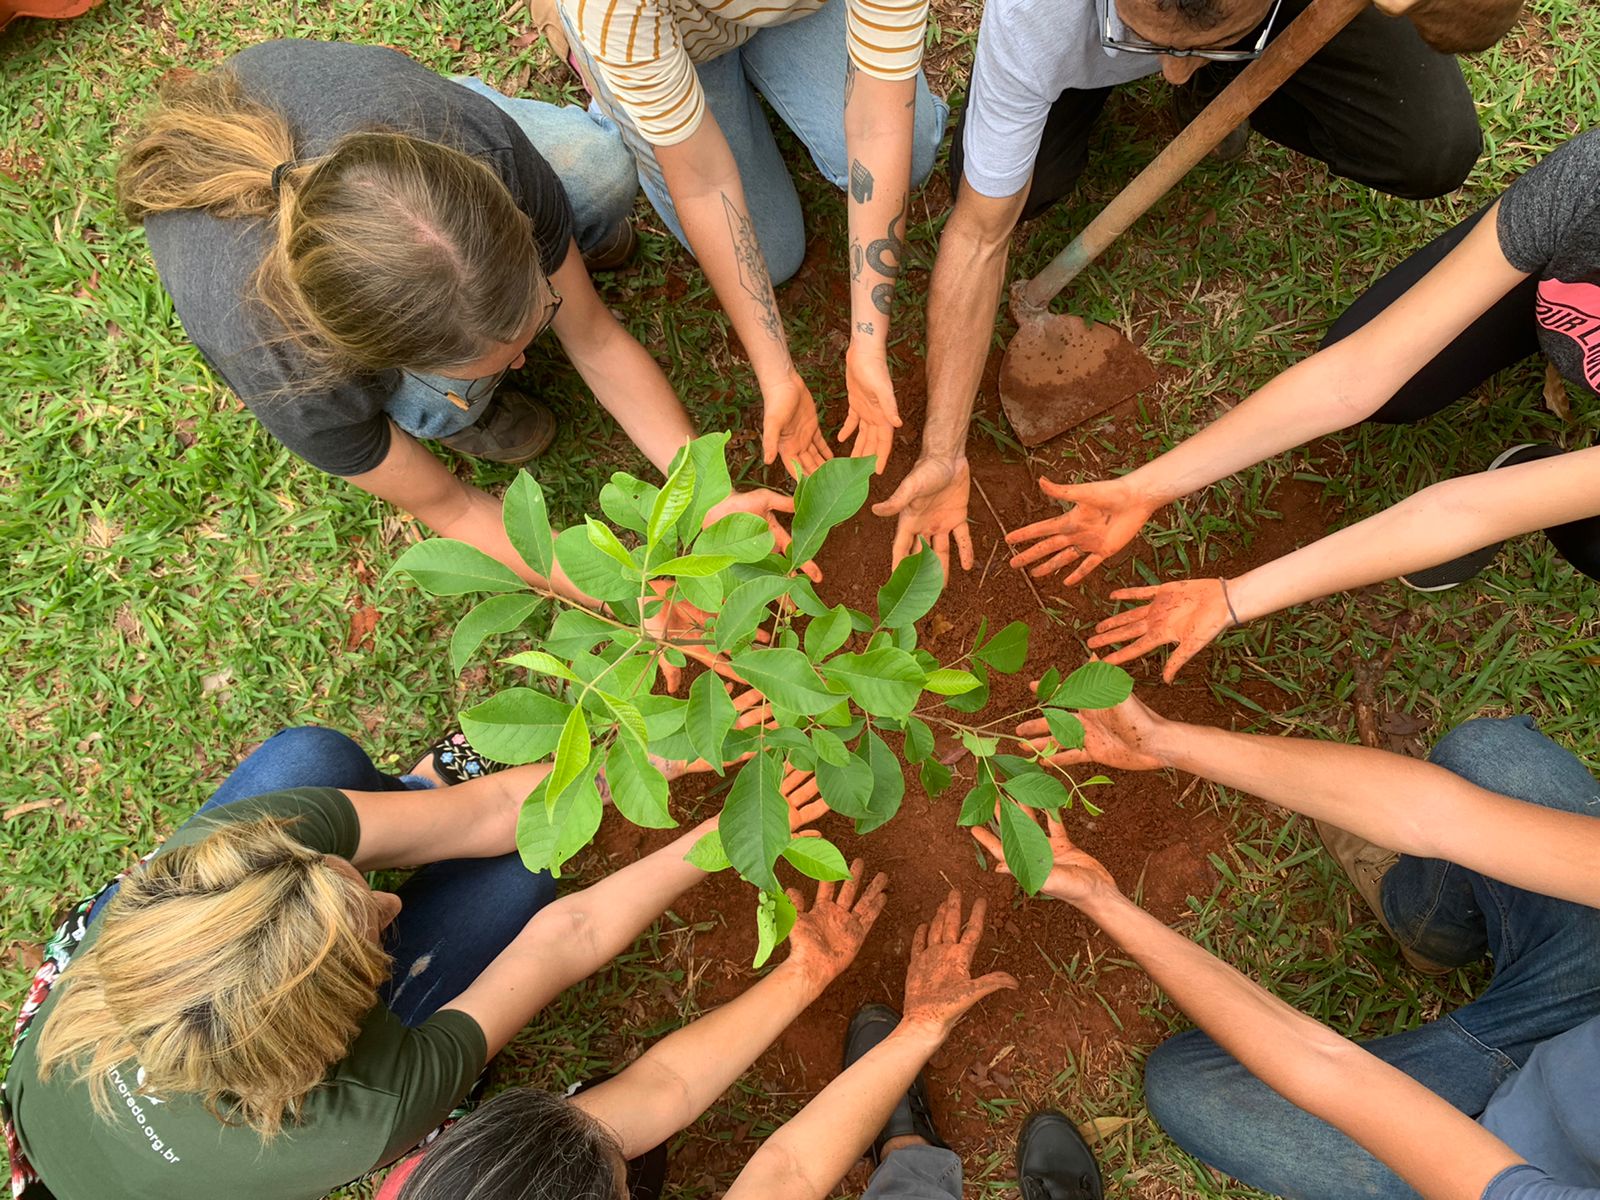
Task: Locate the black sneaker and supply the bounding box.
[1018,1110,1103,1200]
[844,1005,948,1165]
[1170,68,1249,163]
[1399,443,1562,592]
[439,387,558,464]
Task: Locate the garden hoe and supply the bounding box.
[998,0,1394,446]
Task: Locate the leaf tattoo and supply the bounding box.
[851,238,864,282]
[721,192,782,344]
[850,159,874,204]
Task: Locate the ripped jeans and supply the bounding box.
[87,726,555,1027]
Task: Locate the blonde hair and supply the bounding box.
[36,817,391,1138]
[115,67,549,380]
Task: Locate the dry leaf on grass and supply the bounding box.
[1544,361,1572,423]
[1076,1115,1135,1144]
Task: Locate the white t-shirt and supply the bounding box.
[962,0,1160,197]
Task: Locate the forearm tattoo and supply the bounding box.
[851,237,864,282]
[857,320,875,335]
[721,192,782,344]
[844,59,858,106]
[865,205,907,316]
[850,159,874,204]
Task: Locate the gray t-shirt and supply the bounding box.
[1496,128,1600,397]
[961,0,1158,198]
[1477,1014,1600,1199]
[145,39,575,477]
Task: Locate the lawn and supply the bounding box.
[2,1,1598,1197]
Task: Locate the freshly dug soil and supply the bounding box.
[584,341,1334,1191]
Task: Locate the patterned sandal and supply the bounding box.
[427,730,503,784]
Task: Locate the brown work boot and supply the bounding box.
[582,220,639,273]
[439,387,557,464]
[1314,820,1451,976]
[1171,70,1250,163]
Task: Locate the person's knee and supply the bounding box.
[764,217,807,286]
[592,139,641,229]
[1143,1032,1229,1155]
[1428,716,1544,786]
[1383,114,1482,200]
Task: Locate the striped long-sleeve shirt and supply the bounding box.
[563,0,930,146]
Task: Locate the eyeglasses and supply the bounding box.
[1100,0,1284,60]
[401,286,563,411]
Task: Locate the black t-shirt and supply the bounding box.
[144,39,575,477]
[1496,127,1600,397]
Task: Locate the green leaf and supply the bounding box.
[545,705,592,811]
[714,577,793,653]
[788,576,831,619]
[598,692,649,748]
[815,752,874,819]
[599,473,657,535]
[585,518,638,571]
[891,622,918,652]
[637,694,687,738]
[998,796,1055,895]
[819,647,924,720]
[729,648,837,715]
[720,752,790,892]
[671,432,734,539]
[961,730,998,758]
[753,887,798,969]
[789,457,875,566]
[922,668,981,696]
[810,727,850,767]
[973,620,1029,674]
[501,472,556,578]
[392,538,527,596]
[944,663,991,714]
[920,758,953,797]
[518,775,603,877]
[686,828,731,872]
[649,453,696,546]
[503,649,578,682]
[1053,661,1135,710]
[650,553,736,577]
[958,770,999,826]
[1002,770,1073,810]
[1044,708,1086,752]
[544,608,616,658]
[694,511,775,563]
[803,605,853,662]
[554,526,638,601]
[686,670,738,773]
[460,688,572,764]
[781,835,852,881]
[857,730,905,835]
[675,568,726,613]
[1035,667,1062,706]
[605,738,675,829]
[902,716,934,764]
[876,544,944,629]
[449,593,541,674]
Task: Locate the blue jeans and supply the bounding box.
[1143,717,1600,1200]
[87,727,556,1028]
[383,75,640,442]
[863,1145,963,1200]
[566,0,948,284]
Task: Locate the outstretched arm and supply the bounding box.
[572,863,889,1156]
[1006,200,1529,585]
[975,812,1524,1200]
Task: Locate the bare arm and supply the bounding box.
[872,177,1026,573]
[342,762,551,871]
[1375,0,1525,52]
[547,241,694,474]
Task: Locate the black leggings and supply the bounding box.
[1320,205,1600,580]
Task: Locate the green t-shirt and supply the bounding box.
[7,788,488,1200]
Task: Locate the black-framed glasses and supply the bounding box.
[401,285,563,410]
[1099,0,1283,60]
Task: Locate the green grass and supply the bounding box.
[3,0,1599,1196]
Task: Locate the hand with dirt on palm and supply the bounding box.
[782,858,890,990]
[1005,476,1158,586]
[871,456,975,579]
[898,890,1018,1037]
[971,807,1119,907]
[1014,693,1168,772]
[1087,578,1234,683]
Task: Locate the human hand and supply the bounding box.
[641,581,726,693]
[783,858,890,989]
[840,344,901,475]
[971,807,1118,907]
[761,367,833,479]
[782,767,830,831]
[1005,477,1157,586]
[654,686,775,779]
[870,456,974,578]
[705,489,823,582]
[1086,578,1233,683]
[899,890,1018,1037]
[1015,693,1167,772]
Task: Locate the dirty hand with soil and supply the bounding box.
[871,455,977,578]
[1006,475,1158,585]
